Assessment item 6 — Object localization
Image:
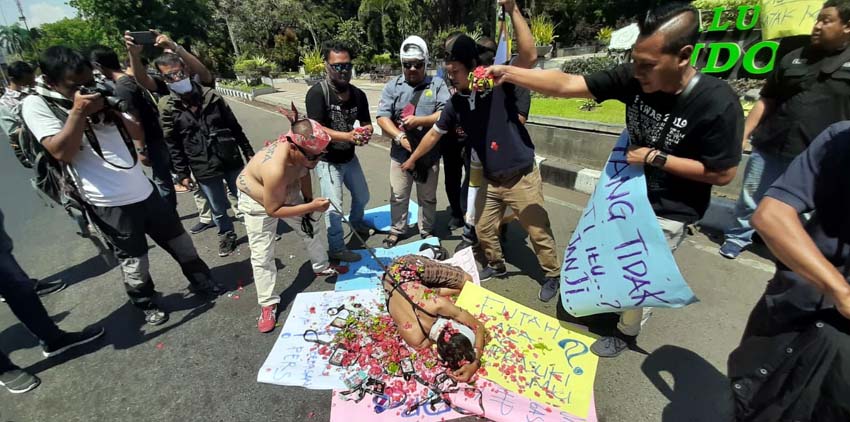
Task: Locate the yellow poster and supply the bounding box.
[456,283,599,418]
[760,0,821,40]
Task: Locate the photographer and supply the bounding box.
[89,45,176,209]
[21,46,222,326]
[156,52,255,257]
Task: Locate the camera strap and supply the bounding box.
[41,97,138,170]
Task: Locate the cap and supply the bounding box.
[446,34,477,70]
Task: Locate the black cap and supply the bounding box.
[445,34,477,70]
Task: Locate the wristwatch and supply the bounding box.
[650,151,668,168]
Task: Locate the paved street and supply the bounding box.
[0,98,773,422]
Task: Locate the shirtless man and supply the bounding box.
[381,251,490,382]
[237,104,347,333]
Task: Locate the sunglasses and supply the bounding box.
[402,61,425,70]
[328,62,353,72]
[288,139,325,161]
[162,70,187,82]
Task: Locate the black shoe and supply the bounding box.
[190,221,216,234]
[34,279,67,297]
[218,231,237,257]
[454,239,477,254]
[143,306,169,326]
[479,264,507,281]
[189,278,225,297]
[0,369,40,394]
[448,216,464,231]
[42,326,105,358]
[538,277,560,302]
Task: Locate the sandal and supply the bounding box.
[382,234,399,248]
[418,243,449,260]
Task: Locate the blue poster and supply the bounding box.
[334,237,441,292]
[559,131,697,317]
[351,202,419,233]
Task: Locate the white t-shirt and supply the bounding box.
[22,95,153,207]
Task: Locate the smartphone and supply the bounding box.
[128,31,156,46]
[329,348,347,366]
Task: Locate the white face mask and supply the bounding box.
[167,77,192,94]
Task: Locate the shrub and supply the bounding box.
[530,15,559,45]
[561,56,618,75]
[301,48,325,76]
[596,26,614,45]
[234,55,278,82]
[371,52,393,67]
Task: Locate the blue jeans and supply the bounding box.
[316,157,370,253]
[724,147,795,248]
[197,169,241,235]
[147,140,176,210]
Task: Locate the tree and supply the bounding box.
[0,24,35,56]
[69,0,213,49]
[34,18,115,53]
[358,0,411,54]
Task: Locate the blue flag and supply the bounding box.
[495,29,508,65]
[559,131,698,317]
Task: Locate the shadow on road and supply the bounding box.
[21,294,215,376]
[210,259,254,291]
[641,345,734,422]
[278,261,320,314]
[0,311,70,358]
[39,254,117,289]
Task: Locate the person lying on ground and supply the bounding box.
[380,249,490,382]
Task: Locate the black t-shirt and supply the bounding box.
[114,75,164,145]
[436,83,535,183]
[305,81,371,164]
[761,121,850,328]
[585,64,744,223]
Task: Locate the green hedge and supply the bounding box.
[560,56,619,76]
[218,81,272,91]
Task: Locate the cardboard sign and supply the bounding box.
[257,289,383,389]
[456,284,600,419]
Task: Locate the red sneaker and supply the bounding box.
[315,264,349,277]
[257,304,277,333]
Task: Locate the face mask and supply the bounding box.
[167,77,193,95]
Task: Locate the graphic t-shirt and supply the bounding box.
[585,64,744,223]
[22,95,153,207]
[305,81,371,164]
[435,83,535,183]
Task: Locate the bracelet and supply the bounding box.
[393,132,406,144]
[643,148,656,164]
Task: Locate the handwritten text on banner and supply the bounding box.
[559,131,697,317]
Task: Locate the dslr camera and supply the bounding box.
[79,83,129,113]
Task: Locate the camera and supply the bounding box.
[79,83,129,113]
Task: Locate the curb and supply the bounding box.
[537,159,737,232]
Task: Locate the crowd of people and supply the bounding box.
[0,0,848,419]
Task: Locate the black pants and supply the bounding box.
[85,191,211,308]
[0,250,63,373]
[440,137,465,220]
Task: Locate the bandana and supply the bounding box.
[277,117,331,156]
[429,317,476,346]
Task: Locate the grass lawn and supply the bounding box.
[530,98,626,125]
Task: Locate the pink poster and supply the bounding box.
[329,378,597,422]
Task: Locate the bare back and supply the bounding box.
[237,141,306,208]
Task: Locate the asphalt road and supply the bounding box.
[0,98,773,422]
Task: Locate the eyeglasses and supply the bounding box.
[402,61,425,70]
[328,62,353,72]
[162,70,187,82]
[288,138,325,161]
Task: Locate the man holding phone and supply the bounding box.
[124,30,223,234]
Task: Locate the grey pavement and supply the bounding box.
[0,98,773,421]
